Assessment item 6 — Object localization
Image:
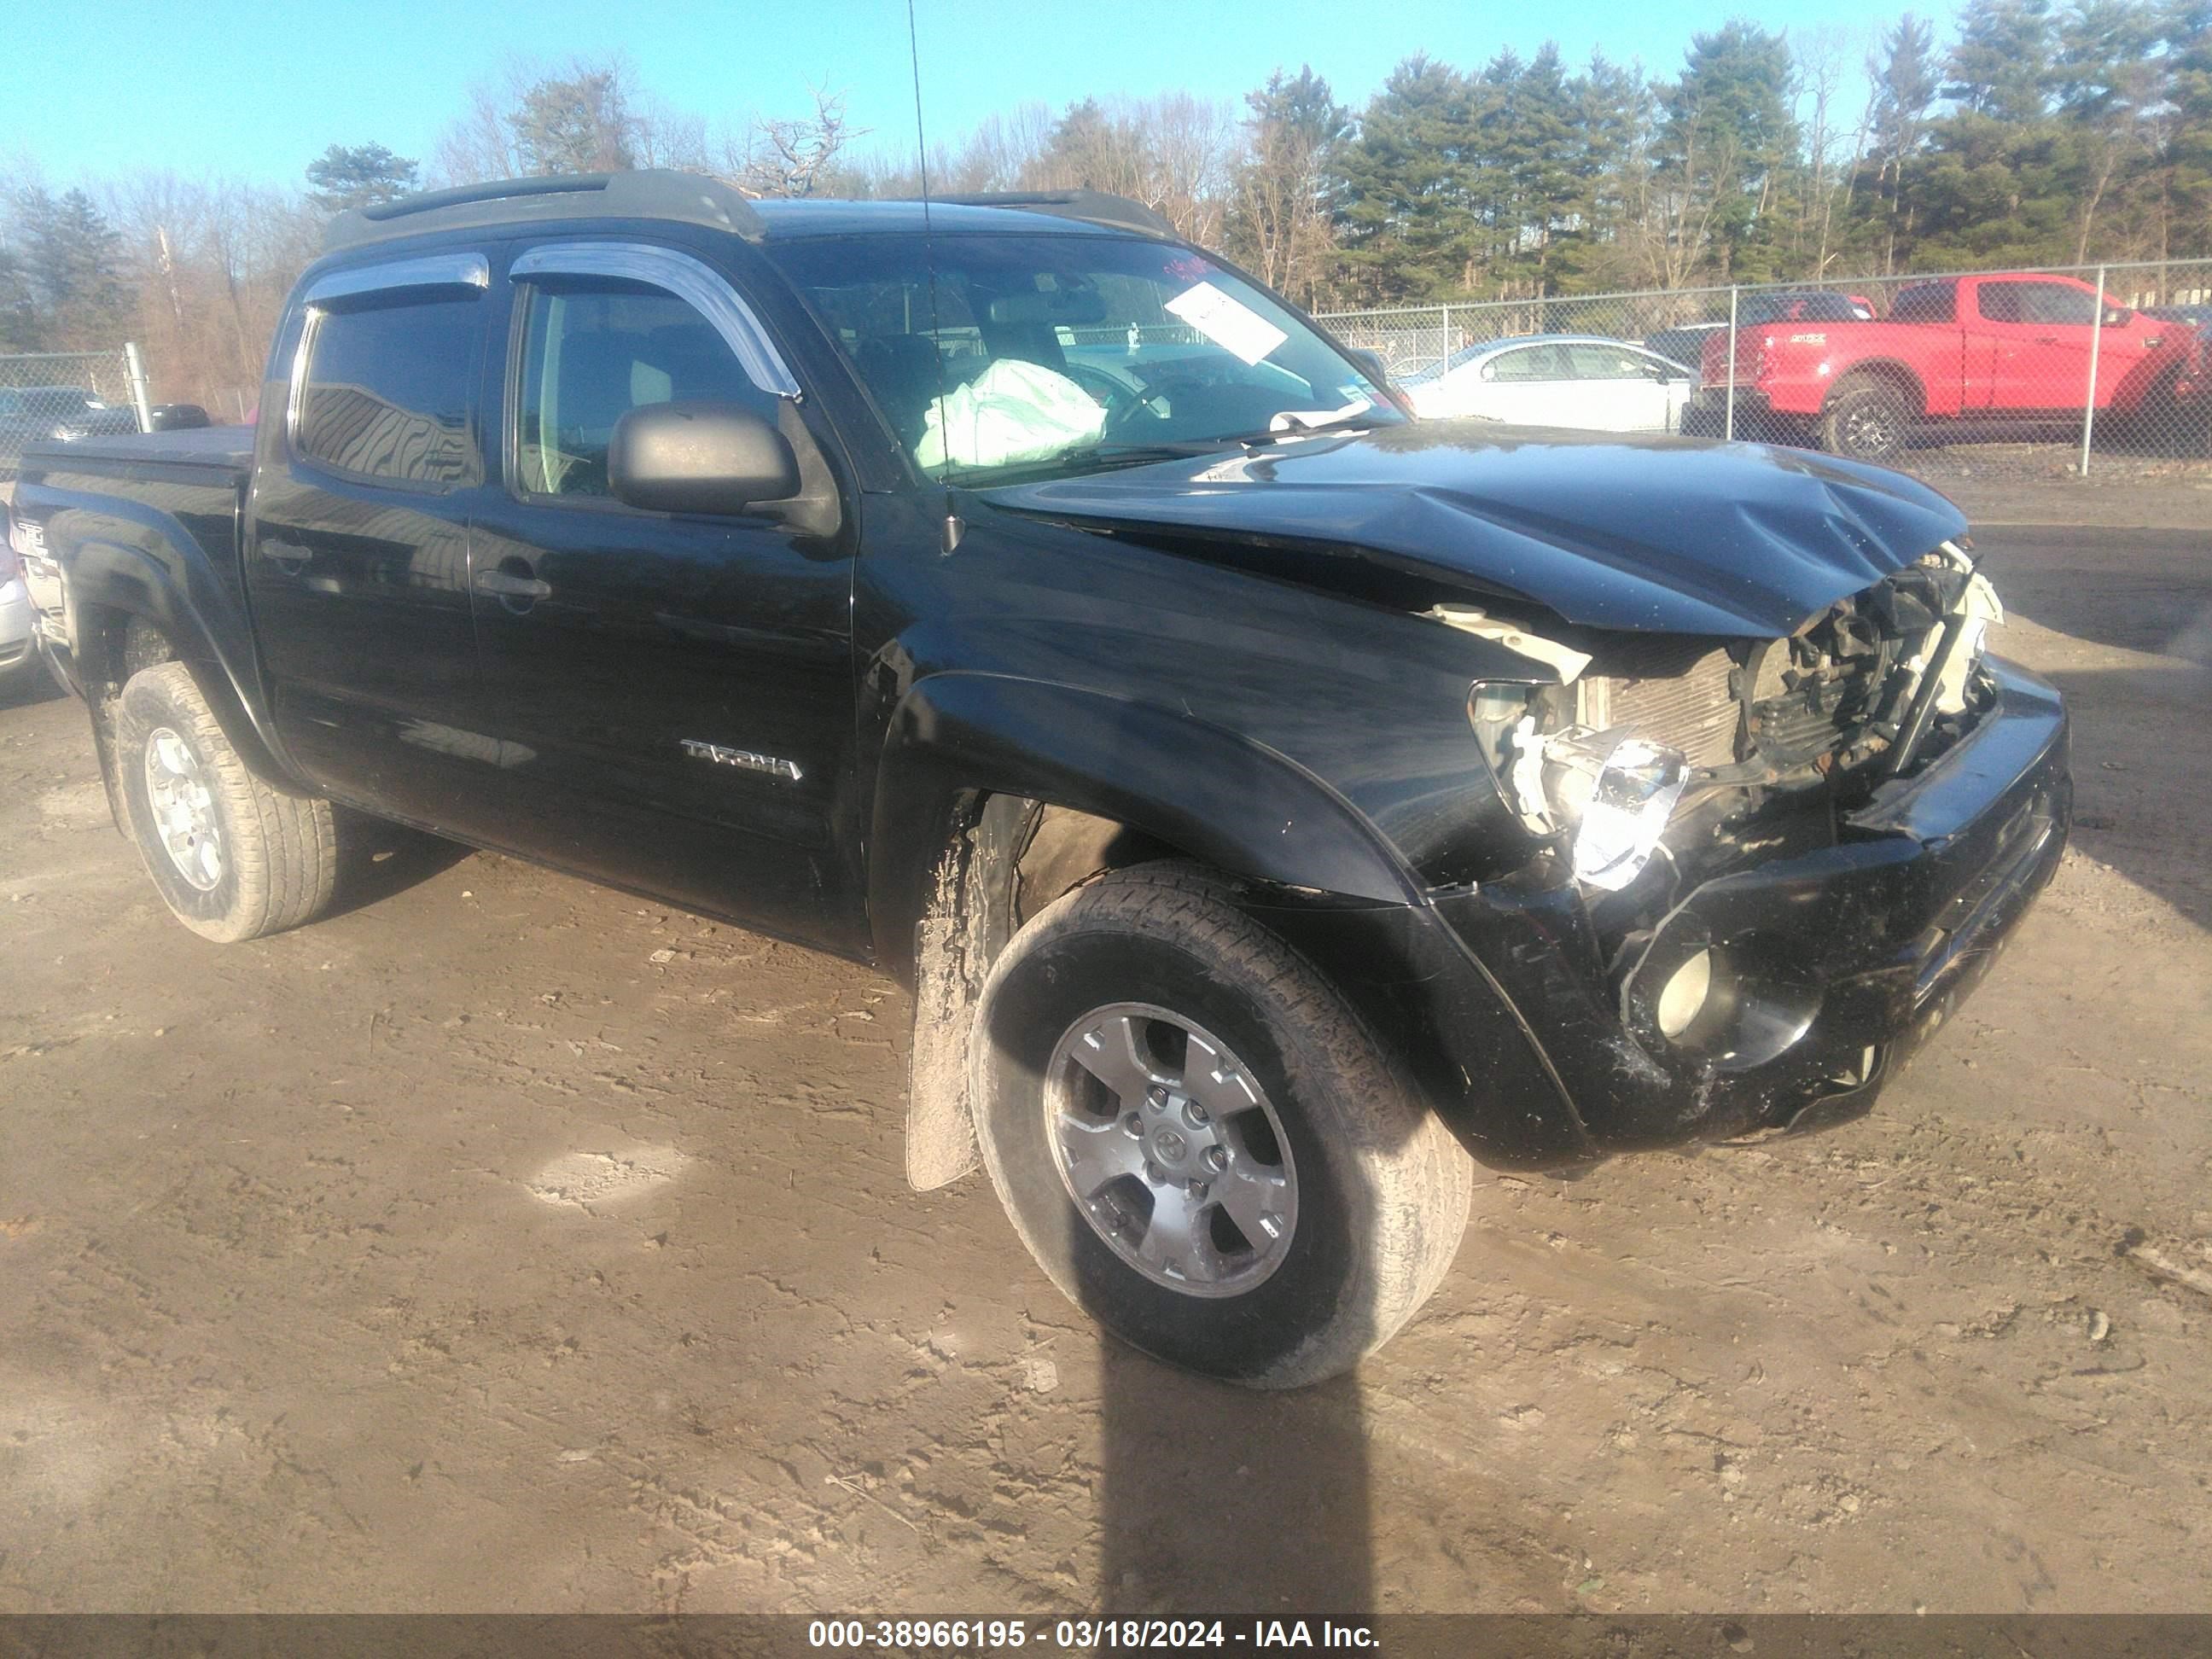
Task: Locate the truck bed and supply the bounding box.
[14,428,256,656]
[20,425,254,485]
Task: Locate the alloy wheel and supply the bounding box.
[1043,1003,1299,1297]
[143,726,224,891]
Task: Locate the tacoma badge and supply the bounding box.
[679,738,802,782]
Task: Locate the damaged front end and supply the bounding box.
[1430,544,2069,1153]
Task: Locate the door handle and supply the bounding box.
[475,569,551,600]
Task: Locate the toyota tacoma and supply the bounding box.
[10,172,2070,1386]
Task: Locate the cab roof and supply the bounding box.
[324,171,1176,253]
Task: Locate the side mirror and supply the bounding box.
[2104,306,2134,328]
[609,400,799,516]
[149,404,212,431]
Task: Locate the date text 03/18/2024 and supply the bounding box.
[804,1619,1381,1650]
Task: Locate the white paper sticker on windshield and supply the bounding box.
[1165,281,1289,366]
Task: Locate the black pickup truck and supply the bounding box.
[10,172,2069,1386]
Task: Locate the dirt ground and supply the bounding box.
[1,515,2209,1616]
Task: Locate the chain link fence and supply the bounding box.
[1318,259,2212,480]
[0,348,151,481]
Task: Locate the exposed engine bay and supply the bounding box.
[1452,541,2006,908]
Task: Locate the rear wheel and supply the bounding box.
[115,661,337,942]
[1820,379,1913,461]
[969,863,1471,1388]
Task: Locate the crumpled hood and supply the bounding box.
[982,422,1970,636]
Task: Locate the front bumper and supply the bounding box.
[1252,658,2069,1168]
[1443,657,2069,1156]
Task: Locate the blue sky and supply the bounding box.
[6,0,1867,188]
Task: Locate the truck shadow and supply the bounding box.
[0,661,67,712]
[1097,1349,1374,1611]
[325,815,474,921]
[2038,661,2210,931]
[1978,526,2212,931]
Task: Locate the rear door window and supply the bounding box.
[294,294,483,489]
[1566,344,1662,381]
[1891,283,1958,324]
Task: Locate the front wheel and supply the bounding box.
[114,661,337,942]
[969,864,1471,1388]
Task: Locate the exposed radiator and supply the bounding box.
[1580,641,1741,769]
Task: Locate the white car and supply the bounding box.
[1402,335,1698,432]
[2,508,43,696]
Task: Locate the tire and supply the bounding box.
[1819,379,1912,461]
[969,862,1471,1388]
[114,661,336,943]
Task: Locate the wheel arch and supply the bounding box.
[866,672,1418,983]
[33,487,303,791]
[1825,358,1929,416]
[873,672,1423,1193]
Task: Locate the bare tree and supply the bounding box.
[745,85,867,198]
[1228,69,1349,307]
[97,171,319,417]
[1026,93,1239,243]
[1793,26,1861,276]
[432,55,649,185]
[434,71,527,185]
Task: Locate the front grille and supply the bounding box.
[1581,640,1740,768]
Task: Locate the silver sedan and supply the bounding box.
[1402,335,1698,432]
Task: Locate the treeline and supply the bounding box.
[3,0,2205,413]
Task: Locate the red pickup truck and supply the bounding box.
[1691,272,2203,460]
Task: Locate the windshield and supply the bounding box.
[768,230,1401,482]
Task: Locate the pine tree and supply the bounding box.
[15,188,132,350]
[1648,22,1801,282]
[305,143,421,213]
[0,246,38,351]
[1944,0,2057,123]
[1867,15,1943,270]
[1330,56,1478,301]
[510,69,639,176]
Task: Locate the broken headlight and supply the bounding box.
[1471,685,1691,891]
[1568,738,1690,890]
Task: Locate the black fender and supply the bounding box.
[870,672,1596,1178]
[866,671,1421,981]
[31,484,306,789]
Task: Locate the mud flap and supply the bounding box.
[908,909,984,1190]
[88,690,131,840]
[905,795,1033,1190]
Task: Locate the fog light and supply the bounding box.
[1656,947,1714,1039]
[1572,739,1689,890]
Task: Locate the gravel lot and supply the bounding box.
[1,516,2207,1615]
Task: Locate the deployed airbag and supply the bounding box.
[915,359,1104,473]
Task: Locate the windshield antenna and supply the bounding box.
[905,0,962,551]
